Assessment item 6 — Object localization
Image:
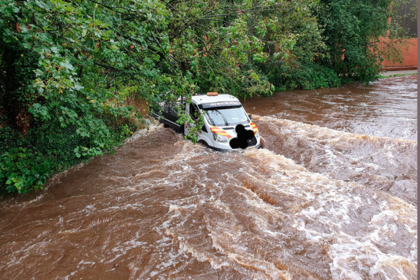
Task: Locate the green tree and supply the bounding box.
[315,0,396,82]
[0,0,171,193]
[255,0,340,90]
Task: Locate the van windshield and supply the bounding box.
[204,106,249,127]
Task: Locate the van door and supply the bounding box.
[184,102,200,135]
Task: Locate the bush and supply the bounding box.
[262,60,341,91]
[0,148,51,193]
[0,113,139,193]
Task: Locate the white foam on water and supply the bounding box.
[255,115,417,205]
[0,111,416,279]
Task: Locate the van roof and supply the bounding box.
[191,94,240,105]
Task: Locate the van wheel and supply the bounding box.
[198,140,208,148]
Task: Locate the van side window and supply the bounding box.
[190,103,200,120]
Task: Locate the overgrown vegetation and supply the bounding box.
[0,0,410,193]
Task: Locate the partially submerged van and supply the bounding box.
[151,92,262,151]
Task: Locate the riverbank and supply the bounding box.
[378,69,417,78]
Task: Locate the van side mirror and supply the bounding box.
[248,114,252,120]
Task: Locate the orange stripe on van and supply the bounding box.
[210,126,233,138]
[250,122,258,135]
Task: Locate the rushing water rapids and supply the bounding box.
[0,76,417,279]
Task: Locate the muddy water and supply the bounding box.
[243,76,417,140]
[0,76,417,279]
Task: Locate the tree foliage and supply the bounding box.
[314,0,413,83]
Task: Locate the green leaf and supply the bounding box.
[60,60,74,70]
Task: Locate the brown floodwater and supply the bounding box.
[242,76,417,140]
[0,76,417,279]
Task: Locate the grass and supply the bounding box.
[377,72,417,78]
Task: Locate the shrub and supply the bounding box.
[0,148,51,193]
[262,60,341,91]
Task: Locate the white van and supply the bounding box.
[151,92,262,151]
